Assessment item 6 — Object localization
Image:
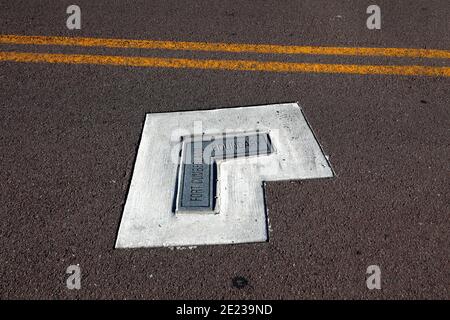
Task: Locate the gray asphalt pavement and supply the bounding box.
[0,0,448,299]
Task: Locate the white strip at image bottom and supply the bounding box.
[115,102,333,248]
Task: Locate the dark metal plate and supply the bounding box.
[177,132,272,212]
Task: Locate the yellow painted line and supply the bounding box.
[0,34,449,59]
[0,51,449,77]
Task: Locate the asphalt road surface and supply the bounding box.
[0,0,449,299]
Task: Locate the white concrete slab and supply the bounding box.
[115,103,333,248]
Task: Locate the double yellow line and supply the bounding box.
[0,34,449,77]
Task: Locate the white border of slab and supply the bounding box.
[115,103,333,248]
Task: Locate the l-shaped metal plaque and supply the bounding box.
[177,133,272,212]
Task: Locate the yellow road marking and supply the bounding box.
[0,51,448,77]
[0,34,449,59]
